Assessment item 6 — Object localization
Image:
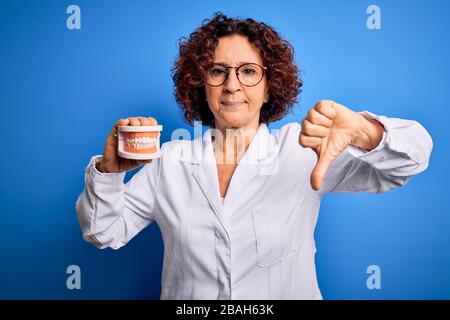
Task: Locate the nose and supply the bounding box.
[224,68,241,93]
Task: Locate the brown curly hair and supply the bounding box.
[172,12,302,126]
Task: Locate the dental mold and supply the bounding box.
[117,125,163,160]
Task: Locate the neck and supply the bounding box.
[212,119,261,165]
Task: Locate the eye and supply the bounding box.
[242,68,256,75]
[211,67,226,76]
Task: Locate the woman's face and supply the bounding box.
[205,34,269,131]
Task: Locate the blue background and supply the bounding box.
[1,0,449,299]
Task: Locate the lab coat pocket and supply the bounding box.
[252,201,302,267]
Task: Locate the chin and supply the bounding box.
[220,115,249,129]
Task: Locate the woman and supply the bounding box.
[76,13,432,299]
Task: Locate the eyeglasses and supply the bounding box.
[206,63,267,87]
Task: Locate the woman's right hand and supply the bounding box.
[97,117,158,173]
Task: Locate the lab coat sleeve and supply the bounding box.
[75,155,160,249]
[318,111,433,195]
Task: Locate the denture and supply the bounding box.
[117,125,163,160]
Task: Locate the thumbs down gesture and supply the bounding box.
[299,100,385,191]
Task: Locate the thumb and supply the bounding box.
[310,140,335,191]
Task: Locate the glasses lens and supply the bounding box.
[237,63,264,86]
[207,65,228,86]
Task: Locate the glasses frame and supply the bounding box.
[206,63,268,87]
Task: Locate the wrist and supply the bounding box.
[351,115,385,151]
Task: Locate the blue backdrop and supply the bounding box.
[1,0,449,299]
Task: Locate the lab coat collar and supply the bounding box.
[180,122,279,165]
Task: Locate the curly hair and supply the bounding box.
[172,12,302,126]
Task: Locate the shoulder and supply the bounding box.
[271,122,301,149]
[276,122,301,138]
[271,121,316,166]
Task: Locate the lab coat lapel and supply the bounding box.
[181,128,227,231]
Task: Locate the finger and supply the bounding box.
[307,109,333,127]
[301,119,329,138]
[312,146,320,158]
[129,117,141,126]
[299,133,322,148]
[314,100,337,120]
[310,140,335,191]
[105,125,120,150]
[109,119,127,140]
[139,117,151,126]
[147,117,158,125]
[116,118,129,126]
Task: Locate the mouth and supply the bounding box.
[220,101,247,107]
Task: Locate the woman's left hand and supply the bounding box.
[299,100,385,191]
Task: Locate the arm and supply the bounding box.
[319,111,433,195]
[75,154,160,249]
[299,100,433,195]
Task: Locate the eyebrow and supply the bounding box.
[213,61,255,67]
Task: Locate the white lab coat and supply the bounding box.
[76,111,432,299]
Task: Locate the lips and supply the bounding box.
[221,101,246,106]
